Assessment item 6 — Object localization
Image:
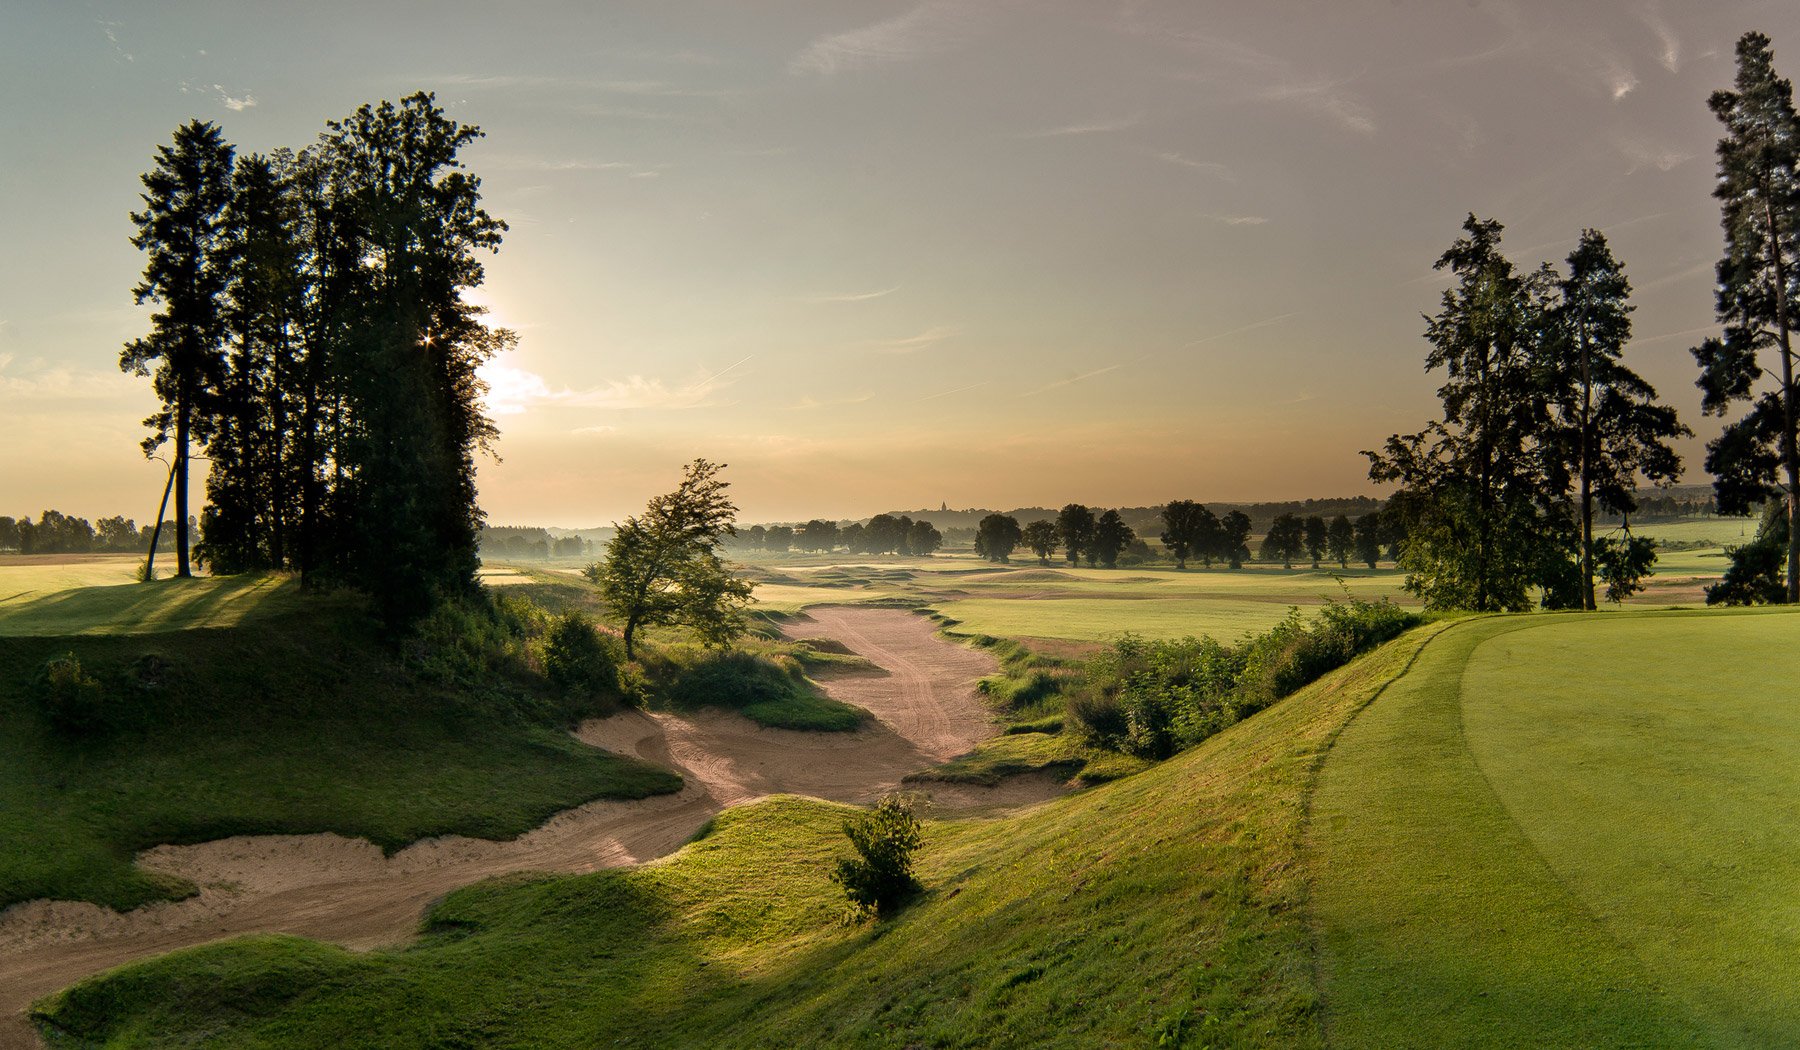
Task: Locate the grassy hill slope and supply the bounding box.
[1311,608,1800,1047]
[33,621,1455,1047]
[0,581,680,911]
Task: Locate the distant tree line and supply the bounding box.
[0,512,180,555]
[122,93,508,625]
[479,527,587,560]
[730,515,943,556]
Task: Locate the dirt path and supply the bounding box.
[0,607,1059,1048]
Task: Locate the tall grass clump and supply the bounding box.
[1072,597,1418,759]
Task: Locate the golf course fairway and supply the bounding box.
[1311,608,1800,1047]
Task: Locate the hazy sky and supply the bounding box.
[5,1,1799,525]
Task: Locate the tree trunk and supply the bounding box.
[1766,199,1799,604]
[144,458,177,581]
[1579,306,1596,612]
[175,396,192,578]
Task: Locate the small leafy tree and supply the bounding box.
[1021,519,1059,565]
[830,793,922,919]
[1093,509,1135,568]
[1261,513,1306,569]
[1219,510,1254,569]
[974,513,1022,562]
[585,459,753,659]
[1057,503,1096,566]
[1353,512,1382,569]
[1303,515,1328,568]
[1160,499,1219,569]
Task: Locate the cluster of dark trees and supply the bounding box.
[123,93,508,624]
[1367,33,1800,611]
[0,512,178,555]
[1366,217,1686,611]
[1260,511,1402,570]
[479,527,586,560]
[732,515,943,556]
[974,504,1152,569]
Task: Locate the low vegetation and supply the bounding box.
[641,644,867,732]
[32,620,1447,1048]
[0,585,679,911]
[1071,597,1420,759]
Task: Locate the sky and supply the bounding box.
[4,1,1799,525]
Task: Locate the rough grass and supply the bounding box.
[33,621,1449,1049]
[0,592,681,912]
[1310,607,1800,1048]
[642,643,869,732]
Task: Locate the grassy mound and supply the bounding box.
[1311,607,1800,1048]
[32,621,1450,1047]
[643,645,869,732]
[0,590,681,912]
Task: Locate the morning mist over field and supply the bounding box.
[3,0,1798,524]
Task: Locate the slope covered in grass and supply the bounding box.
[1310,607,1800,1048]
[33,620,1453,1048]
[0,593,681,912]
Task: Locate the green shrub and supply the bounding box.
[830,793,923,919]
[665,650,803,710]
[1075,598,1418,759]
[39,653,108,737]
[543,613,622,697]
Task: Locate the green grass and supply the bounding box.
[33,618,1450,1048]
[645,644,869,733]
[0,597,681,911]
[1310,607,1800,1047]
[0,573,310,636]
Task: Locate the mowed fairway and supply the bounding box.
[1311,608,1800,1047]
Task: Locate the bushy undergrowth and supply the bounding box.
[1072,597,1419,759]
[37,653,106,737]
[648,646,865,732]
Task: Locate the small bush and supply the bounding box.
[39,653,108,737]
[1075,598,1418,759]
[543,613,621,697]
[831,793,922,919]
[665,650,802,710]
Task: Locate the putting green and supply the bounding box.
[1311,608,1800,1047]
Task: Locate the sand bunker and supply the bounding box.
[0,607,1066,1048]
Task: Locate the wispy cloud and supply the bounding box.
[789,2,981,76]
[479,356,750,415]
[1021,365,1121,397]
[1204,214,1268,227]
[1154,152,1233,180]
[179,80,257,112]
[0,359,137,401]
[799,286,900,304]
[429,73,733,99]
[916,380,987,402]
[1639,2,1682,73]
[573,425,617,436]
[96,18,132,62]
[1018,115,1142,139]
[1143,24,1378,134]
[1614,135,1693,174]
[868,325,959,354]
[790,393,874,410]
[1184,312,1295,348]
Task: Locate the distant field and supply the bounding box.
[1627,516,1756,548]
[0,555,140,601]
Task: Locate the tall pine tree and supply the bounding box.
[122,120,235,579]
[1693,31,1800,602]
[1546,230,1686,610]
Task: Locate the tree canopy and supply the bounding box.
[586,459,754,660]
